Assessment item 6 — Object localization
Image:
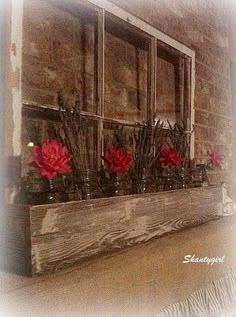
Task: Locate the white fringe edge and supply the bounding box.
[154,269,236,317]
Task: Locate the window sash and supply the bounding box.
[22,0,195,170]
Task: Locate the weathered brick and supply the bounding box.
[74,73,96,112]
[23,23,51,62]
[195,125,209,142]
[22,85,56,106]
[194,141,212,164]
[195,110,209,126]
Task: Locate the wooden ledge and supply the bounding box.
[4,186,223,276]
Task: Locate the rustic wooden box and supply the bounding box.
[3,186,223,276]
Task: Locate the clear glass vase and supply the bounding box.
[46,178,69,204]
[112,173,122,197]
[81,169,92,200]
[163,167,176,191]
[137,168,149,194]
[191,165,209,187]
[74,169,100,200]
[177,166,188,189]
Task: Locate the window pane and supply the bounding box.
[77,117,98,171]
[21,116,59,177]
[23,0,98,113]
[104,14,150,123]
[103,121,135,156]
[21,113,98,177]
[156,44,184,125]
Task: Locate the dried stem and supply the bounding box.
[56,90,89,181]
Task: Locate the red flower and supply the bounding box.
[160,147,184,167]
[208,150,224,169]
[103,148,132,173]
[31,140,72,180]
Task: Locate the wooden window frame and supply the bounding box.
[22,0,195,172]
[87,0,195,160]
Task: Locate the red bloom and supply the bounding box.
[160,147,184,167]
[103,148,132,173]
[31,140,72,180]
[208,150,224,169]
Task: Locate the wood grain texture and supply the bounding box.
[29,186,223,276]
[1,205,32,276]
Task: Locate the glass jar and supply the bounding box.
[20,170,48,205]
[177,166,188,189]
[45,178,69,204]
[191,165,209,187]
[136,168,150,194]
[162,167,176,191]
[74,169,103,200]
[112,173,121,196]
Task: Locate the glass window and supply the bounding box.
[23,0,98,113]
[104,14,151,123]
[21,0,194,199]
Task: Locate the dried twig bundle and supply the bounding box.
[56,90,89,180]
[132,119,166,174]
[113,126,134,149]
[166,120,190,164]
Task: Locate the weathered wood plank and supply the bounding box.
[30,190,191,236]
[29,186,223,276]
[0,205,32,276]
